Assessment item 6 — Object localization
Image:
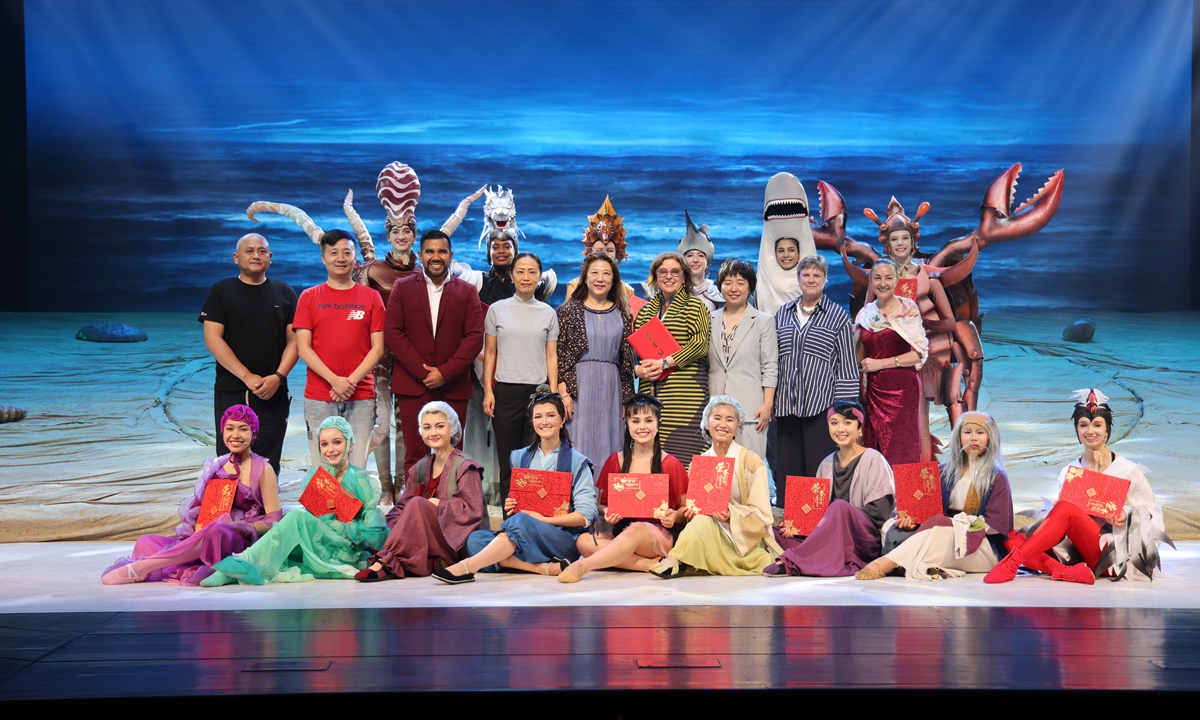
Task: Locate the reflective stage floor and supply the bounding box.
[1,543,1199,702]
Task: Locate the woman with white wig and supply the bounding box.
[855,411,1013,581]
[356,402,486,581]
[651,395,781,578]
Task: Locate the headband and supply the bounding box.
[827,404,865,425]
[959,411,990,429]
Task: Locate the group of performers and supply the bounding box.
[100,162,1170,589]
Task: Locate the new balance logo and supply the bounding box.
[346,310,365,320]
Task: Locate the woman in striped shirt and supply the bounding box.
[633,252,713,460]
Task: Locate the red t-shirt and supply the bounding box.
[293,282,386,401]
[595,452,689,508]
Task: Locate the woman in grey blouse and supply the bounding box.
[708,259,777,459]
[482,252,561,503]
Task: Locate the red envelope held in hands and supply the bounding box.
[783,476,831,537]
[299,467,364,523]
[686,455,734,516]
[627,317,682,380]
[1058,466,1131,524]
[892,462,943,525]
[510,468,572,517]
[196,479,238,532]
[608,473,669,520]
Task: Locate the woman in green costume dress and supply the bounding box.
[202,416,388,585]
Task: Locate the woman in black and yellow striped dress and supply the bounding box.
[633,252,713,460]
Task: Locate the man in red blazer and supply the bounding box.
[385,230,484,474]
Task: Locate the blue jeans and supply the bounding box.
[304,398,375,469]
[465,513,581,571]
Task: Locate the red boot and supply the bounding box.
[1051,562,1095,585]
[984,548,1025,584]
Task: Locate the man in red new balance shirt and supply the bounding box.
[294,229,385,470]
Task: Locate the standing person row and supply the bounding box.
[385,230,484,476]
[294,229,385,469]
[633,252,713,460]
[200,233,298,473]
[483,253,561,501]
[771,255,858,504]
[557,253,635,468]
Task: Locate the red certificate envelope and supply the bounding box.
[628,294,647,317]
[892,462,943,525]
[510,468,572,517]
[608,473,669,520]
[196,479,238,532]
[627,317,682,380]
[1058,466,1131,523]
[783,476,831,537]
[895,278,918,301]
[686,455,734,516]
[299,467,364,522]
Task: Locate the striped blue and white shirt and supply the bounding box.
[774,295,859,418]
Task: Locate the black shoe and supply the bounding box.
[649,560,690,579]
[432,566,475,585]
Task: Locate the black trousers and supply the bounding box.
[214,387,291,474]
[773,413,837,508]
[492,381,539,502]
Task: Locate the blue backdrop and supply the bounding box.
[25,0,1191,312]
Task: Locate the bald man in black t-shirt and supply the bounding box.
[199,233,298,472]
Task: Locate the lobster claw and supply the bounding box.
[812,180,846,250]
[978,163,1064,248]
[840,246,870,293]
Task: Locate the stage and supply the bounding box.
[0,543,1196,702]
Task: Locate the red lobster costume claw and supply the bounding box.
[824,164,1063,459]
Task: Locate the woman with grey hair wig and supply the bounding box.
[855,411,1014,581]
[651,395,782,578]
[355,402,486,581]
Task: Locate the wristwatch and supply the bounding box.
[273,371,286,382]
[661,359,669,370]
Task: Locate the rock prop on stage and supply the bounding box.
[1063,317,1096,343]
[75,322,147,343]
[820,163,1065,458]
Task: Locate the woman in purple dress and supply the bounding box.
[764,399,895,577]
[100,405,282,586]
[854,258,928,465]
[557,252,635,467]
[355,402,485,581]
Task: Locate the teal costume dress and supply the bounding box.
[201,465,388,585]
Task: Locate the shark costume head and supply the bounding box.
[582,196,628,263]
[756,172,817,314]
[677,210,714,271]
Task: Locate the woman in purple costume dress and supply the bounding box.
[764,399,895,577]
[356,402,485,581]
[101,405,282,586]
[854,258,928,465]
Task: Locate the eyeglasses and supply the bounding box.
[656,268,683,278]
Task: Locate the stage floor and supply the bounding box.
[2,541,1198,614]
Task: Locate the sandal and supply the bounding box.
[854,563,887,581]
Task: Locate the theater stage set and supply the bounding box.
[1,310,1200,703]
[6,0,1200,707]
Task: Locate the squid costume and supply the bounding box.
[676,211,724,311]
[817,164,1064,450]
[566,196,640,309]
[755,172,817,315]
[246,163,484,498]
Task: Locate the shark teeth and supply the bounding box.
[764,198,809,221]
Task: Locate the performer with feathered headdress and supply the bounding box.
[985,389,1174,584]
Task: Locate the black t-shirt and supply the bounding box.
[199,277,297,391]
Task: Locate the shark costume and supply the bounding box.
[755,173,817,315]
[677,211,724,311]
